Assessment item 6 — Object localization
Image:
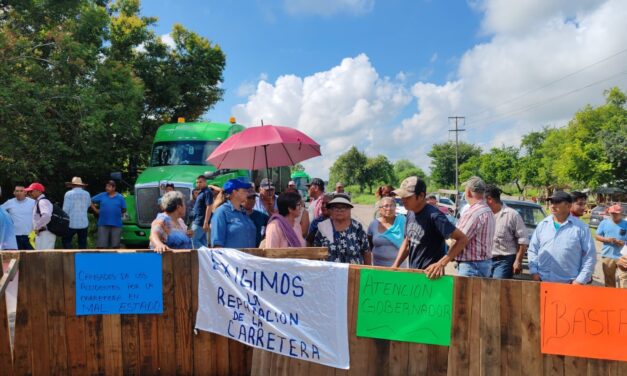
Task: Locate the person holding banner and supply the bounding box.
[265,191,306,248]
[210,179,257,248]
[367,196,407,267]
[314,194,371,264]
[150,191,192,253]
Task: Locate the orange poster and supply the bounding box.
[540,282,627,362]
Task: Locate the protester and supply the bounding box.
[265,191,306,248]
[374,184,396,218]
[314,194,371,264]
[391,177,468,278]
[528,191,596,284]
[595,204,627,287]
[243,187,269,247]
[62,177,91,249]
[1,184,35,250]
[192,175,213,248]
[618,256,627,283]
[255,178,278,216]
[186,188,200,225]
[24,182,56,249]
[484,185,529,279]
[150,191,192,253]
[306,193,333,245]
[426,194,438,206]
[307,178,325,219]
[453,177,496,277]
[570,191,588,217]
[210,179,256,248]
[0,187,18,250]
[288,180,297,189]
[367,196,406,266]
[90,180,126,249]
[335,182,345,194]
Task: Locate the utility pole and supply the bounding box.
[448,116,465,208]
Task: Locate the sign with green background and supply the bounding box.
[356,269,454,346]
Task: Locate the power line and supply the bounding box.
[466,69,627,128]
[466,47,627,121]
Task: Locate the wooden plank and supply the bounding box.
[84,315,105,375]
[120,315,140,375]
[467,278,482,376]
[138,314,159,374]
[214,335,231,374]
[407,343,429,375]
[387,340,409,375]
[62,252,87,375]
[157,252,176,374]
[192,250,217,375]
[11,252,32,376]
[499,279,522,376]
[173,251,194,375]
[427,345,449,376]
[102,315,123,376]
[586,358,609,376]
[448,275,471,376]
[348,268,375,376]
[0,278,13,376]
[44,252,68,375]
[520,282,542,376]
[239,247,328,260]
[563,356,588,376]
[28,252,50,375]
[480,278,501,376]
[227,339,247,375]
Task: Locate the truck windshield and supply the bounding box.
[150,141,220,166]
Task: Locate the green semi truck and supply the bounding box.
[119,118,250,247]
[119,118,292,247]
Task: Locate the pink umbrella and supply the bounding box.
[206,125,321,174]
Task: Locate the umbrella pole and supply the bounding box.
[264,144,270,182]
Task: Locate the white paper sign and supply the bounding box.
[621,245,627,256]
[195,248,350,369]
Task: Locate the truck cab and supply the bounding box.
[120,119,249,247]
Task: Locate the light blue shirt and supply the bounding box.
[0,207,18,250]
[596,218,627,259]
[1,197,35,235]
[210,201,256,248]
[63,188,91,229]
[528,214,596,284]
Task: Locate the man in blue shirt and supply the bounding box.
[91,180,126,249]
[62,177,91,249]
[528,191,596,284]
[192,175,213,248]
[595,204,627,287]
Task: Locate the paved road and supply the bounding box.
[350,204,607,285]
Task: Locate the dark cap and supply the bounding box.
[306,178,325,190]
[548,191,572,203]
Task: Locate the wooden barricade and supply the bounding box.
[1,250,626,375]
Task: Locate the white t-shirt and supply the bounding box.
[1,197,35,235]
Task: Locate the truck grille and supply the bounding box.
[136,187,191,227]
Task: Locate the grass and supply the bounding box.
[344,185,378,205]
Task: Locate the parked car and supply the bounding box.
[502,200,547,241]
[589,205,607,228]
[437,197,455,211]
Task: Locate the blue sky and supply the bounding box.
[141,0,627,179]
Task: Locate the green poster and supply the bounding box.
[356,269,454,346]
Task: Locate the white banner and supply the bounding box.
[195,248,350,369]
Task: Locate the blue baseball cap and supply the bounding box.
[223,179,251,194]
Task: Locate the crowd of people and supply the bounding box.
[2,172,626,288]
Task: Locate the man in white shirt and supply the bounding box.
[24,182,56,250]
[1,184,35,249]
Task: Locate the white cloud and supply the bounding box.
[233,0,627,179]
[160,33,176,49]
[233,54,410,178]
[284,0,374,17]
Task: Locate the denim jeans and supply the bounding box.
[457,259,493,277]
[490,254,516,279]
[191,223,207,249]
[62,227,88,249]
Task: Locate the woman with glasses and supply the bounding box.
[367,196,407,267]
[314,194,371,264]
[265,191,306,248]
[150,191,192,253]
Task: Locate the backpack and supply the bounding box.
[37,198,70,236]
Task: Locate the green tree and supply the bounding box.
[0,0,226,198]
[428,141,481,188]
[329,146,369,192]
[364,155,395,194]
[393,159,426,185]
